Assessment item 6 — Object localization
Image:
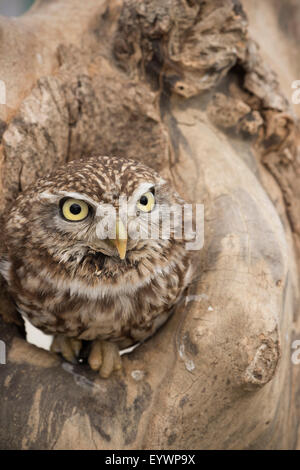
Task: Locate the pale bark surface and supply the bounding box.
[0,0,299,449]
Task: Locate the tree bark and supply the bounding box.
[0,0,299,449]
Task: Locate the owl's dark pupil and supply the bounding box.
[70,204,82,215]
[140,196,148,206]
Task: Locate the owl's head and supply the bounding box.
[6,156,188,280]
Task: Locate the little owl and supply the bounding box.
[0,155,194,377]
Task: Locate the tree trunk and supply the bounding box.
[0,0,299,450]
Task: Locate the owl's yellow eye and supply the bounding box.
[61,199,89,221]
[137,191,155,213]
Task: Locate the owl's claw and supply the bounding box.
[50,335,82,364]
[88,340,122,378]
[50,336,121,377]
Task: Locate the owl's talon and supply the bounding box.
[88,340,121,378]
[88,339,103,371]
[70,338,82,357]
[50,335,82,364]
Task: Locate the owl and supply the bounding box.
[0,155,194,377]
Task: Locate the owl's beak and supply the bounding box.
[110,219,127,260]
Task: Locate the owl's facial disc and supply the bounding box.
[58,196,128,259]
[41,182,163,261]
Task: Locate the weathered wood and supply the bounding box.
[0,0,299,449]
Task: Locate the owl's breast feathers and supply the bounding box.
[1,243,193,346]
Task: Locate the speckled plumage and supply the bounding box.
[1,155,193,373]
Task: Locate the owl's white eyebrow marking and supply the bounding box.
[129,182,155,202]
[39,191,99,207]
